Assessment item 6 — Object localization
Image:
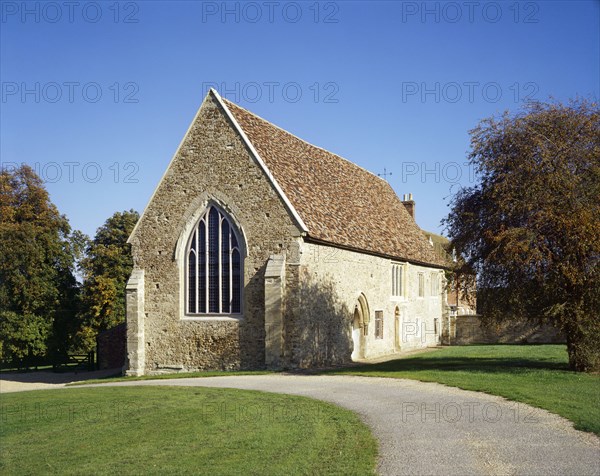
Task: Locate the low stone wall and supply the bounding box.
[448,314,565,345]
[96,323,127,370]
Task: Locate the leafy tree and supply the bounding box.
[0,311,51,362]
[68,229,91,280]
[0,165,79,362]
[445,98,600,371]
[75,210,138,351]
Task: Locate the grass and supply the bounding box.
[0,386,377,475]
[68,369,275,385]
[326,344,600,435]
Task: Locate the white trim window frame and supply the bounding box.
[391,262,406,299]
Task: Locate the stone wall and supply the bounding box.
[125,269,145,375]
[447,314,565,345]
[96,323,126,370]
[288,241,445,367]
[127,94,302,374]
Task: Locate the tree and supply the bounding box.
[75,210,138,351]
[0,165,79,362]
[444,98,600,372]
[0,311,51,362]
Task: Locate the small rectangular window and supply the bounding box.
[418,273,425,297]
[375,310,384,339]
[430,272,439,296]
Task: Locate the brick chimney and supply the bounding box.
[402,193,415,220]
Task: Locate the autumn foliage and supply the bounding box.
[76,210,138,352]
[445,99,600,371]
[0,164,138,363]
[0,165,78,362]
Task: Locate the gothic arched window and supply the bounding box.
[187,205,242,314]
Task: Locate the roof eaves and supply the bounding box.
[304,235,449,270]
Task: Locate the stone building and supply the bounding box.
[125,89,447,375]
[421,229,477,315]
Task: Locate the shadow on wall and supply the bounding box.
[292,272,353,368]
[238,262,267,370]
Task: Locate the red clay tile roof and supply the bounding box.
[222,97,446,267]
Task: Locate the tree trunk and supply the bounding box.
[565,319,600,372]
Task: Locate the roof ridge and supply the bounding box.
[220,97,392,188]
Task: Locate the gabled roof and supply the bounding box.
[215,91,445,268]
[422,230,455,266]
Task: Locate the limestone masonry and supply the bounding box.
[125,89,449,375]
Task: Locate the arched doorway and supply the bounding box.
[351,294,370,361]
[351,308,363,360]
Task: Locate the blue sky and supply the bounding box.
[1,0,598,238]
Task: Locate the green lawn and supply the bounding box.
[327,344,600,435]
[0,386,377,475]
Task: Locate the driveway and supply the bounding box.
[0,369,120,393]
[78,374,600,476]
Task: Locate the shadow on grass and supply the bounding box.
[67,369,278,386]
[0,368,123,385]
[328,355,571,375]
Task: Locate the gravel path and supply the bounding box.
[0,369,119,393]
[78,374,600,476]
